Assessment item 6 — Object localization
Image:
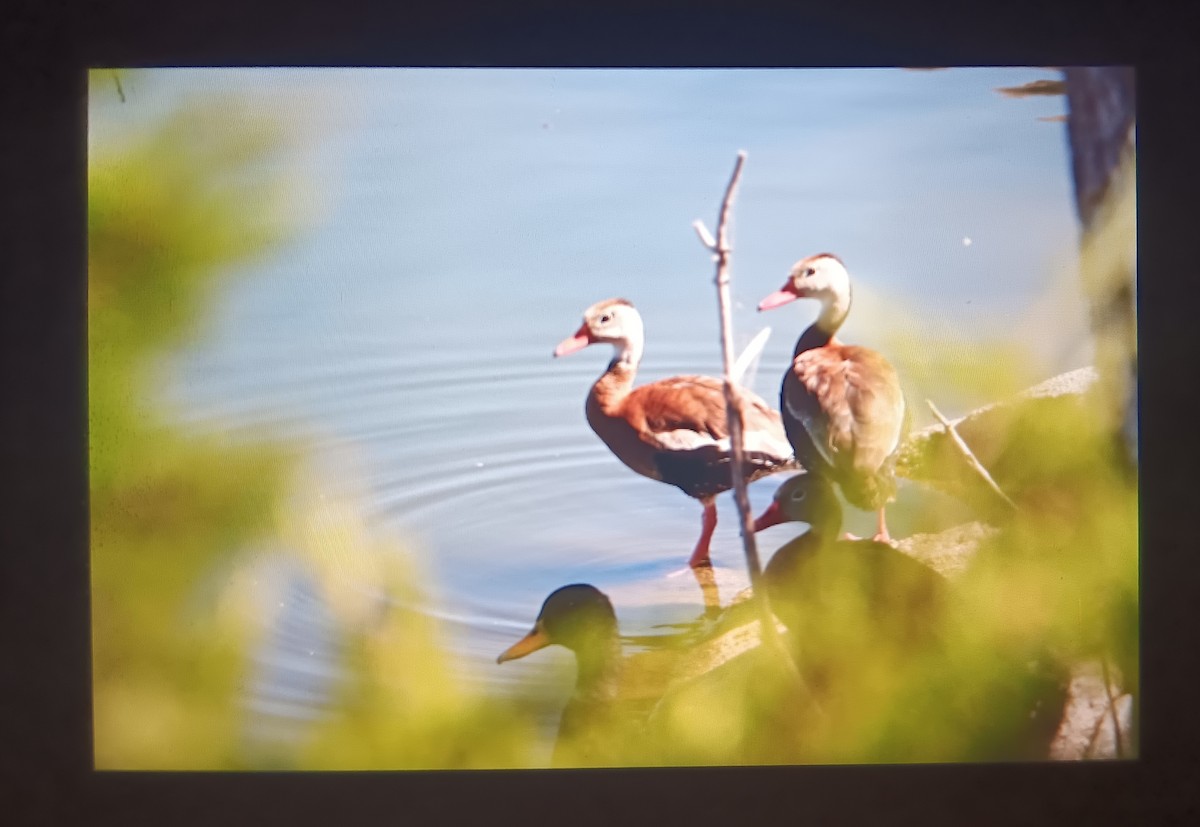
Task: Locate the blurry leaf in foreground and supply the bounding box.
[89,71,312,769]
[265,458,542,769]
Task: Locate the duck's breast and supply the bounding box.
[585,392,664,481]
[785,344,905,477]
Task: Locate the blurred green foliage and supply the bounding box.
[89,70,305,768]
[638,387,1136,766]
[275,468,541,770]
[88,71,540,770]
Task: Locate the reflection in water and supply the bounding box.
[690,564,722,617]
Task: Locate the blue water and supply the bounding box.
[96,68,1088,741]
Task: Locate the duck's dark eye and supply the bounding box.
[805,267,816,277]
[599,314,612,324]
[790,489,807,502]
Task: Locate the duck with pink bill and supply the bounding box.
[753,472,944,652]
[758,254,907,544]
[555,297,797,569]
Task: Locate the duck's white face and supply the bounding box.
[758,254,851,311]
[554,298,644,357]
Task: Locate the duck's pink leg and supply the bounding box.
[872,507,894,545]
[688,497,718,569]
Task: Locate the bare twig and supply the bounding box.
[696,153,760,578]
[926,399,1017,510]
[697,151,809,695]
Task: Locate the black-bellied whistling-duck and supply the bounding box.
[754,473,944,650]
[555,298,796,568]
[755,474,1071,761]
[752,474,943,754]
[758,254,906,543]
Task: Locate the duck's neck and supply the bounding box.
[795,288,852,356]
[573,635,623,703]
[802,499,844,545]
[794,323,833,357]
[610,333,643,375]
[590,337,642,415]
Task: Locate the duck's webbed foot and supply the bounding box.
[844,509,896,545]
[872,508,897,546]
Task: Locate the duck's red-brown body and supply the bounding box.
[759,254,906,542]
[557,298,795,568]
